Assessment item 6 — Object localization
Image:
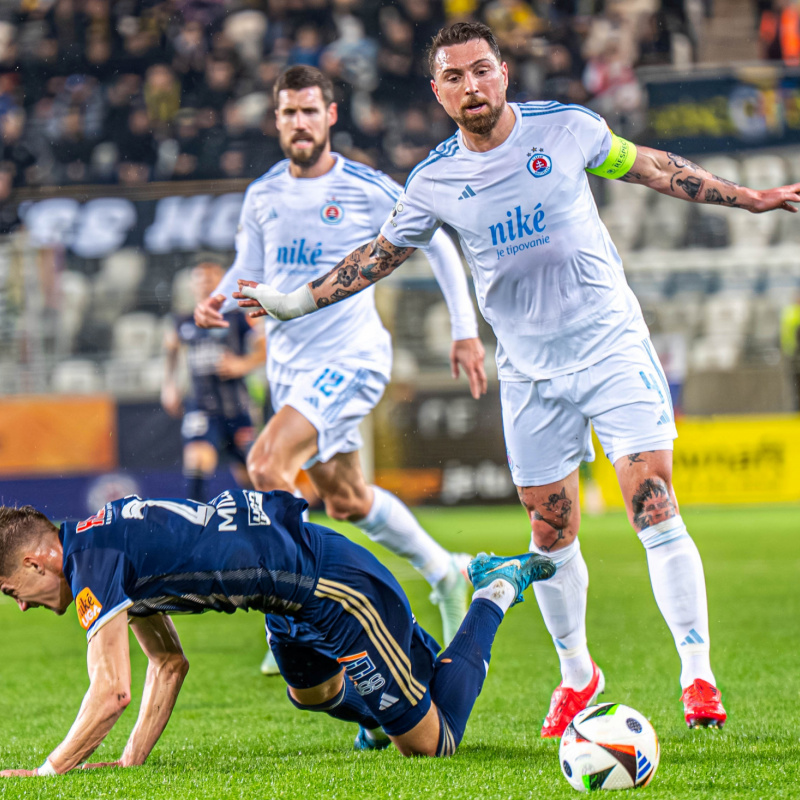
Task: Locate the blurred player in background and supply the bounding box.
[162,261,265,502]
[195,66,488,668]
[236,23,800,733]
[0,494,554,775]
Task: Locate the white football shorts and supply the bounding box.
[501,338,677,487]
[270,362,387,468]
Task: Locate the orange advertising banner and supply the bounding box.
[0,395,117,476]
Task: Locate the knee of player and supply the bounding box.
[394,739,441,758]
[322,490,369,522]
[247,456,290,492]
[629,476,678,530]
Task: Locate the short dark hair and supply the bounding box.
[427,22,502,77]
[0,505,57,577]
[273,65,335,107]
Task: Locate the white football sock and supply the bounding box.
[472,579,516,614]
[638,516,715,690]
[354,486,450,586]
[530,538,594,690]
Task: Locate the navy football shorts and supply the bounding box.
[266,528,441,737]
[181,407,254,464]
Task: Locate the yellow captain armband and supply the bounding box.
[586,134,637,180]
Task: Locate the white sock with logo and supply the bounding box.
[530,538,594,690]
[355,486,450,586]
[638,516,715,689]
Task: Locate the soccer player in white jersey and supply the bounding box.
[235,25,800,731]
[194,66,487,672]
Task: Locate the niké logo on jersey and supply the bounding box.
[488,204,546,246]
[276,238,323,267]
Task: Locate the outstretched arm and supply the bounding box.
[1,612,132,778]
[84,615,189,770]
[235,235,416,321]
[619,146,800,213]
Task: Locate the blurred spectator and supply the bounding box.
[144,64,182,129]
[0,110,37,187]
[172,20,209,94]
[189,54,237,114]
[51,107,95,184]
[288,24,325,67]
[0,164,21,235]
[170,108,204,180]
[759,0,800,65]
[116,106,158,182]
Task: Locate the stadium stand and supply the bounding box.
[0,1,798,415]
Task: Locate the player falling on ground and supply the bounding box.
[161,260,265,502]
[0,495,554,777]
[235,23,800,734]
[195,66,488,666]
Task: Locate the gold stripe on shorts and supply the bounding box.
[315,578,426,704]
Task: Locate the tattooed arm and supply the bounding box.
[619,147,800,213]
[234,235,416,321]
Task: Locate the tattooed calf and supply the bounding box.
[532,509,566,552]
[631,478,676,530]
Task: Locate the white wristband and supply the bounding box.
[37,758,58,776]
[240,282,317,321]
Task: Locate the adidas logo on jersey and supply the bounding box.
[379,693,399,711]
[457,185,477,200]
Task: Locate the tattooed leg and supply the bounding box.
[517,471,594,689]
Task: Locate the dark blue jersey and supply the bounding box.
[60,490,320,640]
[174,311,252,418]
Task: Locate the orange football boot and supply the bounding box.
[541,661,605,738]
[681,679,726,728]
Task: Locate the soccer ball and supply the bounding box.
[559,703,660,792]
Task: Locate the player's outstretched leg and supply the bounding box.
[355,486,471,644]
[638,516,726,728]
[414,552,555,757]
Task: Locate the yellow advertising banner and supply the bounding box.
[590,415,800,507]
[0,395,117,476]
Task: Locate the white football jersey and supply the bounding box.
[218,154,476,385]
[380,102,648,381]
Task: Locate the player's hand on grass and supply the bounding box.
[749,183,800,213]
[82,761,122,770]
[194,294,229,328]
[234,279,316,321]
[0,769,38,777]
[451,337,488,399]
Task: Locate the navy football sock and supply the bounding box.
[287,680,381,729]
[429,598,504,756]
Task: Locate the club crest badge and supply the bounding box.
[527,153,552,178]
[320,201,344,224]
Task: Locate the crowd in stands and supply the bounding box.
[0,0,698,190]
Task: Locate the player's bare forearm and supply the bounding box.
[308,235,415,309]
[47,614,132,774]
[117,616,189,767]
[620,146,800,213]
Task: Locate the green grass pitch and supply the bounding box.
[1,504,798,799]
